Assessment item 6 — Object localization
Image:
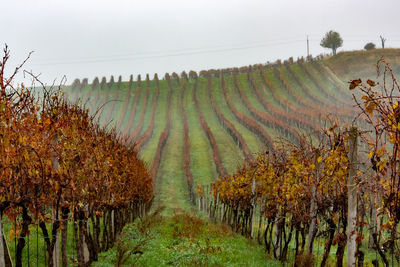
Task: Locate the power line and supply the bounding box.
[32,39,306,66]
[28,37,400,68]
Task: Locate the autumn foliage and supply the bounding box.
[207,59,400,266]
[210,125,350,262]
[0,46,153,266]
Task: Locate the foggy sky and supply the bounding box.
[3,0,400,85]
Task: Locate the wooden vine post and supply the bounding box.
[0,217,12,267]
[250,173,256,238]
[307,149,320,255]
[347,127,358,267]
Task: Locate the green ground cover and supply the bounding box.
[135,87,155,140]
[139,79,169,164]
[185,78,217,186]
[93,210,277,267]
[153,82,192,215]
[196,77,245,174]
[224,74,282,141]
[211,75,264,154]
[106,86,135,130]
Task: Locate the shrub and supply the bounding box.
[364,42,376,50]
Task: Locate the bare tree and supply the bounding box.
[380,35,386,48]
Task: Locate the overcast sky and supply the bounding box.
[3,0,400,85]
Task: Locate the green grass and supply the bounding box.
[93,210,277,267]
[97,88,115,126]
[238,72,280,113]
[69,84,91,104]
[261,69,292,103]
[137,87,156,138]
[324,48,400,81]
[248,71,283,111]
[278,65,311,102]
[224,74,282,141]
[76,85,97,111]
[302,62,343,102]
[3,219,77,266]
[196,77,245,173]
[88,86,105,117]
[107,86,135,130]
[211,75,263,154]
[139,80,168,163]
[115,87,138,133]
[153,81,193,215]
[290,64,330,103]
[185,78,218,186]
[121,85,147,134]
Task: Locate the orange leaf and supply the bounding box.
[367,79,376,87]
[349,79,362,90]
[9,229,14,239]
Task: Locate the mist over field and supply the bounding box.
[3,0,400,84]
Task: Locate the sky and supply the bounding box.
[3,0,400,85]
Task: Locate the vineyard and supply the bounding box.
[2,47,400,266]
[64,50,400,211]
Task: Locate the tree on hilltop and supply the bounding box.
[320,30,343,55]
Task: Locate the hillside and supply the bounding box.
[324,48,400,81]
[63,49,400,212]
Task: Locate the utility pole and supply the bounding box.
[307,35,310,58]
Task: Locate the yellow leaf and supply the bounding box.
[317,156,323,163]
[377,148,385,157]
[310,164,315,170]
[368,150,374,158]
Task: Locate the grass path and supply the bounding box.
[94,211,278,267]
[155,80,192,215]
[185,79,217,185]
